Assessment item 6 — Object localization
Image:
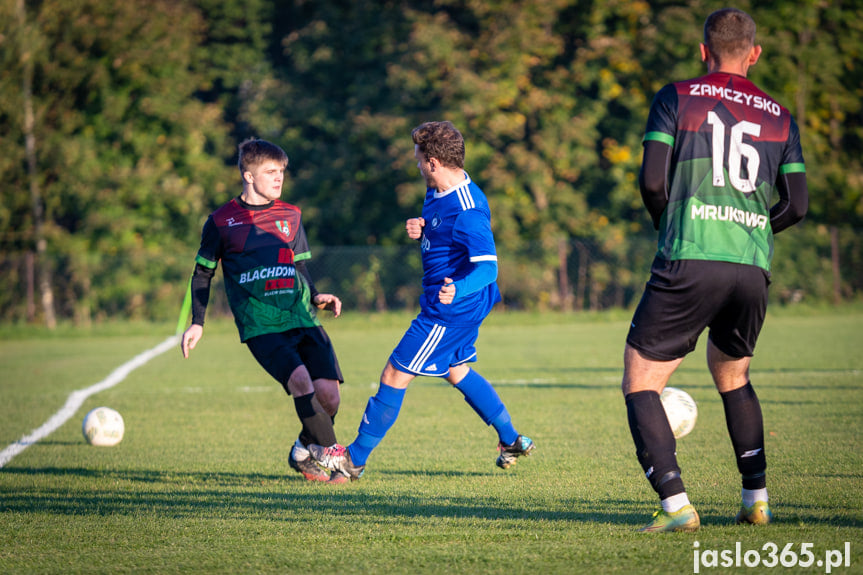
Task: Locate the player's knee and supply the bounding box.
[314,384,340,416]
[380,360,414,389]
[318,396,339,417]
[286,365,314,396]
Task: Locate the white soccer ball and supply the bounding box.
[660,387,697,439]
[82,407,125,446]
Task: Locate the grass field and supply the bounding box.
[1,307,861,574]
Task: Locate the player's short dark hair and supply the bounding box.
[411,121,465,169]
[704,8,756,65]
[238,138,288,175]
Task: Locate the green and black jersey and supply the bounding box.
[644,72,806,271]
[194,197,320,341]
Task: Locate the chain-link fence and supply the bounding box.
[207,223,862,317]
[190,237,652,319]
[2,222,861,324]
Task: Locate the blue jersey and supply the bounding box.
[418,173,501,326]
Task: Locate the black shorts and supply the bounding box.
[626,257,770,361]
[245,326,343,393]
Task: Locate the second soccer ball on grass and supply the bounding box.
[660,387,697,439]
[82,406,125,446]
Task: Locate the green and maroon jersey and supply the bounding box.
[195,197,319,341]
[644,72,806,270]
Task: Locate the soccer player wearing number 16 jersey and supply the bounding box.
[622,8,808,532]
[311,121,535,480]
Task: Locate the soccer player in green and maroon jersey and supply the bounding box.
[181,139,347,483]
[622,8,808,532]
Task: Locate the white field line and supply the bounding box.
[0,335,178,469]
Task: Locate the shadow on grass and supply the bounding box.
[452,365,863,392]
[1,466,860,529]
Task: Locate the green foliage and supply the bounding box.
[246,1,423,246]
[1,0,861,324]
[1,0,236,323]
[751,0,863,227]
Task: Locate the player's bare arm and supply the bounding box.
[405,217,425,240]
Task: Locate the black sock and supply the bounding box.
[626,390,685,500]
[721,382,766,490]
[293,393,337,448]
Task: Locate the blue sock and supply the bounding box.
[348,383,406,466]
[454,369,519,445]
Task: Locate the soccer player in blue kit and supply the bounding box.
[311,121,535,480]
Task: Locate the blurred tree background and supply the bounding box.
[1,0,861,325]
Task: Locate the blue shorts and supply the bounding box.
[390,314,479,377]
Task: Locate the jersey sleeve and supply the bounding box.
[294,259,319,299]
[190,263,215,325]
[767,115,808,234]
[452,208,497,263]
[190,216,221,325]
[452,259,498,298]
[194,216,222,268]
[643,83,678,147]
[292,219,312,262]
[639,139,672,230]
[780,115,806,173]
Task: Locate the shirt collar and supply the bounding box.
[433,172,471,199]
